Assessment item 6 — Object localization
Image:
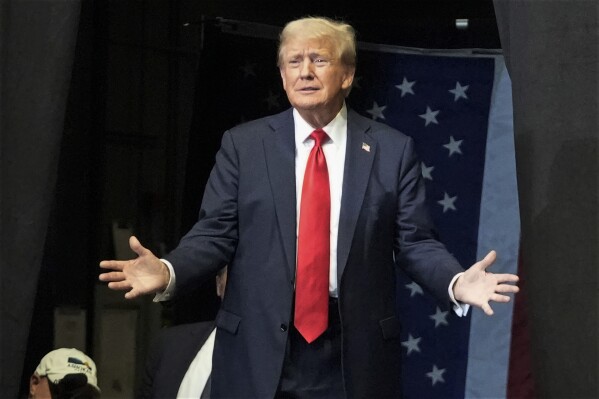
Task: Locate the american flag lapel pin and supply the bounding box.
[361,142,371,152]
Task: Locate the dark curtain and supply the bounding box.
[0,1,81,397]
[493,1,598,398]
[171,19,286,325]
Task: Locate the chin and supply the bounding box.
[292,101,322,111]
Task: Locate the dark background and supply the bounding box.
[1,0,597,398]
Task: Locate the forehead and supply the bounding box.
[281,37,335,56]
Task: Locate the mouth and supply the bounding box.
[297,87,319,93]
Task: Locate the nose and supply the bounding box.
[299,60,314,79]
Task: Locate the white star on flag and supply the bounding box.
[429,307,449,328]
[406,281,424,297]
[426,365,447,386]
[437,192,457,212]
[366,101,386,120]
[421,162,434,180]
[264,90,280,110]
[418,106,440,127]
[401,334,422,355]
[443,136,463,156]
[449,81,469,101]
[395,76,416,97]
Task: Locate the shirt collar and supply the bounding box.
[293,104,347,147]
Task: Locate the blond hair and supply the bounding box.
[277,17,356,68]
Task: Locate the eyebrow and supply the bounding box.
[286,50,331,60]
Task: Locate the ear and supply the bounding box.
[29,374,40,397]
[279,67,287,87]
[341,66,356,91]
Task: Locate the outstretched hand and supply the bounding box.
[453,250,519,316]
[99,236,170,299]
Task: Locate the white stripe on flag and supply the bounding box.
[465,57,520,399]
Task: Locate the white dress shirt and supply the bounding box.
[176,328,216,398]
[293,106,347,297]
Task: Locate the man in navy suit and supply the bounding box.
[101,16,519,398]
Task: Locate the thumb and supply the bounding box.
[475,250,497,272]
[124,287,141,300]
[129,235,147,257]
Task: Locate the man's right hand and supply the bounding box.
[99,236,170,299]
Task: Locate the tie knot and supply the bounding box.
[310,129,328,147]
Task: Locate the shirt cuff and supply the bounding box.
[153,259,176,302]
[449,272,470,317]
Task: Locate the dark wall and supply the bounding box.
[186,0,501,48]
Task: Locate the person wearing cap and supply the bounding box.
[28,348,100,399]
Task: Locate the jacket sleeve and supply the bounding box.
[393,136,464,304]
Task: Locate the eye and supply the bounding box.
[314,58,329,66]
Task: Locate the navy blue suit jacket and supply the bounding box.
[139,321,215,399]
[164,108,464,398]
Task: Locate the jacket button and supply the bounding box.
[280,324,288,332]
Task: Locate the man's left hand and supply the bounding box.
[453,250,520,316]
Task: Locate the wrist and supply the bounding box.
[452,274,465,302]
[160,261,170,289]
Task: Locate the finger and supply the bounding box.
[98,271,125,282]
[99,260,125,271]
[490,293,512,303]
[481,302,494,316]
[494,273,519,283]
[107,281,133,291]
[124,288,141,300]
[495,284,520,294]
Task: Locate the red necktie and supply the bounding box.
[294,129,330,343]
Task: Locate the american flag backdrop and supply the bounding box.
[188,19,526,399]
[348,46,521,399]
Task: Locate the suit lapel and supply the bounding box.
[337,110,376,281]
[263,109,297,278]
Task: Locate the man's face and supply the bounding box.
[279,37,354,119]
[29,374,52,399]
